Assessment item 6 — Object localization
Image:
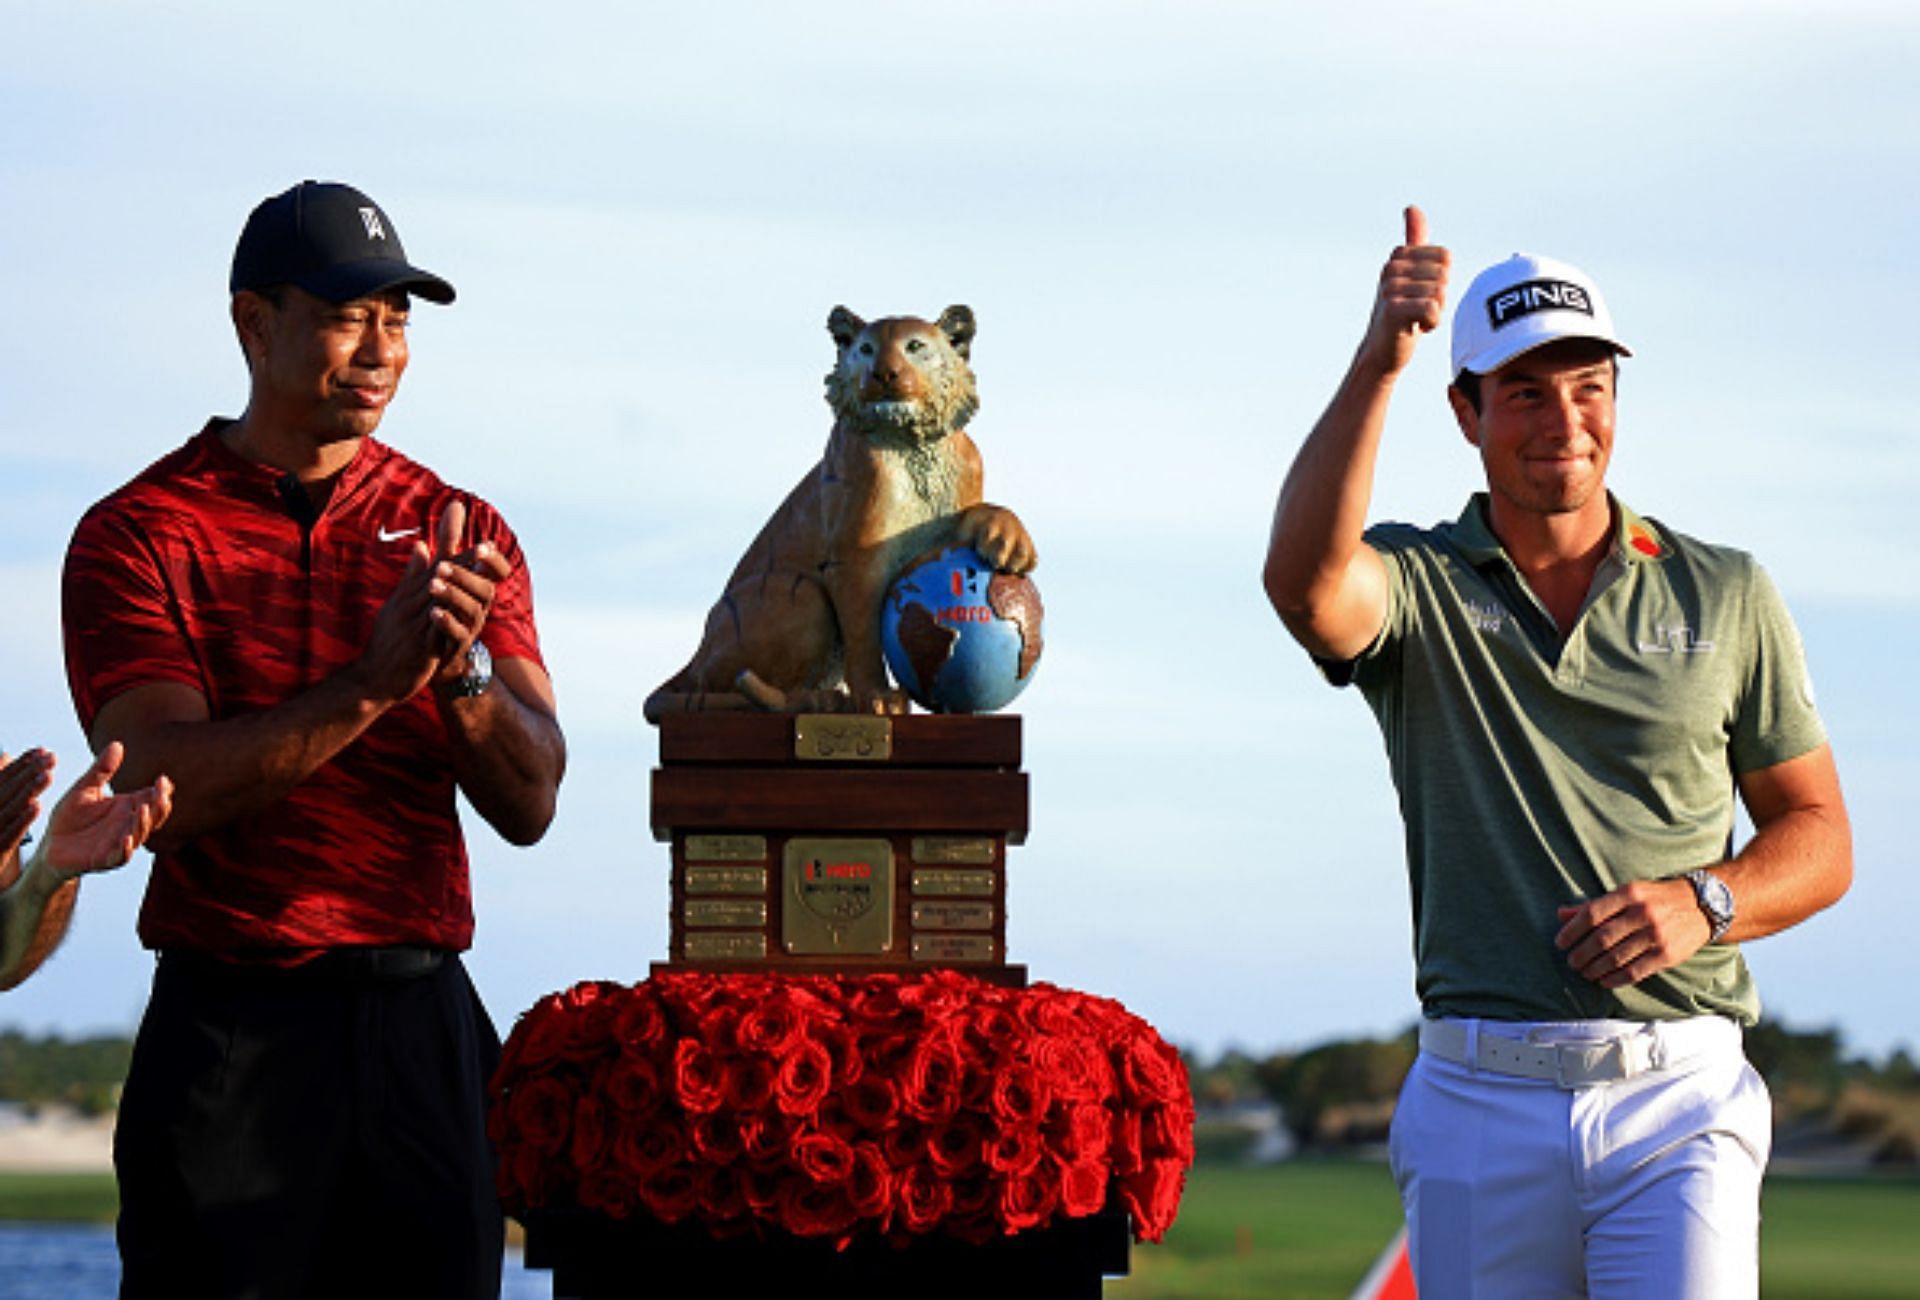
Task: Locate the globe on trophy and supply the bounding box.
[882,544,1043,715]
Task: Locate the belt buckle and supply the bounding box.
[1553,1039,1623,1088]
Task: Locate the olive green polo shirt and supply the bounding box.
[1333,494,1826,1025]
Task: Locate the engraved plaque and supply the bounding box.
[684,931,767,961]
[684,834,768,863]
[783,838,894,954]
[685,899,768,928]
[685,865,768,896]
[911,901,995,931]
[911,836,997,865]
[794,715,892,762]
[912,934,997,963]
[912,868,997,898]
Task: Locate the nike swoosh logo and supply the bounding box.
[378,525,422,542]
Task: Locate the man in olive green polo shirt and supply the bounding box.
[1263,207,1852,1299]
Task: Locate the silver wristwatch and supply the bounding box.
[448,641,492,698]
[1683,868,1735,943]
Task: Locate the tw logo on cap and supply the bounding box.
[358,207,388,241]
[1487,278,1592,331]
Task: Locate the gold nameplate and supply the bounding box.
[685,866,768,896]
[783,838,894,954]
[685,899,768,928]
[795,715,892,762]
[911,836,998,865]
[911,901,995,931]
[912,934,997,963]
[912,868,997,898]
[683,932,767,961]
[684,834,768,863]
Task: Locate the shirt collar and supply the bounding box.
[1452,492,1665,568]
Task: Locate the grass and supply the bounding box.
[1,1163,1915,1297]
[1110,1161,1920,1299]
[0,1171,118,1223]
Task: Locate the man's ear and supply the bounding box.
[1447,384,1480,447]
[232,291,274,370]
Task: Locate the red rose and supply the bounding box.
[741,1164,784,1213]
[989,1063,1051,1129]
[735,994,805,1057]
[926,1113,987,1177]
[605,1053,665,1116]
[1117,1034,1188,1108]
[691,1111,744,1166]
[694,1001,742,1052]
[849,1143,892,1221]
[577,1163,638,1218]
[882,1119,927,1169]
[773,1039,833,1117]
[740,1111,794,1168]
[777,1178,859,1240]
[1057,1155,1110,1219]
[820,1022,865,1089]
[672,1038,728,1114]
[1052,1101,1111,1161]
[894,1163,954,1234]
[844,1074,900,1130]
[639,1164,701,1224]
[613,1121,684,1178]
[946,1173,997,1244]
[569,1093,611,1173]
[847,981,906,1027]
[1110,1109,1144,1176]
[901,1038,966,1124]
[696,1162,748,1224]
[506,1075,574,1156]
[966,1004,1020,1055]
[725,1056,776,1111]
[998,1167,1061,1234]
[509,995,573,1073]
[1033,1033,1112,1104]
[1144,1101,1195,1162]
[508,1140,560,1208]
[1122,1159,1187,1243]
[612,988,668,1054]
[984,1126,1045,1177]
[793,1131,856,1186]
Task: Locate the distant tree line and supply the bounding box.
[1185,1019,1920,1166]
[0,1030,134,1117]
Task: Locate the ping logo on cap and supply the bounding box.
[358,207,388,241]
[1487,278,1592,330]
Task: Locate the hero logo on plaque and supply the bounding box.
[784,838,894,954]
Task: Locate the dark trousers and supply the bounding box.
[115,950,505,1300]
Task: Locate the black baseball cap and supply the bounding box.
[230,181,456,305]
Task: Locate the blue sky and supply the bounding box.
[2,1,1915,1060]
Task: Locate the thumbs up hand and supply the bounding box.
[1359,204,1451,379]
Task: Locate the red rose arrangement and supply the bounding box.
[490,970,1193,1248]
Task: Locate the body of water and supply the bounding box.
[0,1223,554,1299]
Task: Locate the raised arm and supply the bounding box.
[0,743,173,990]
[1263,205,1451,660]
[420,500,567,846]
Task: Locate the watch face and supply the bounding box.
[1704,875,1733,917]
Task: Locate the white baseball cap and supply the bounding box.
[1450,252,1630,378]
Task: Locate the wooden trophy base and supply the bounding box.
[649,713,1030,986]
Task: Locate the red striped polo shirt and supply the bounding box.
[62,421,545,958]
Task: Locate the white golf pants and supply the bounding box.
[1389,1017,1770,1299]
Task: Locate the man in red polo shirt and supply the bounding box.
[63,180,567,1298]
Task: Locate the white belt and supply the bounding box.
[1418,1018,1739,1089]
